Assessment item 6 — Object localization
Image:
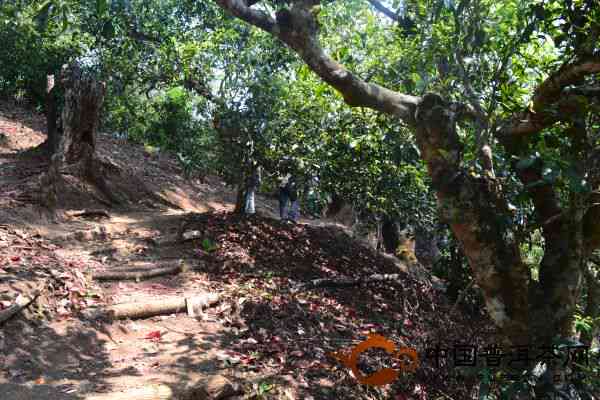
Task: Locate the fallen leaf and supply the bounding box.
[145,331,162,341]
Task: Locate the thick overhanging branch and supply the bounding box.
[499,58,600,139]
[566,85,600,98]
[214,0,420,125]
[215,0,277,33]
[367,0,400,22]
[533,58,600,109]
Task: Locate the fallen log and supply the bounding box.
[0,280,46,325]
[83,293,220,320]
[92,264,184,282]
[84,375,242,400]
[292,273,403,292]
[85,384,179,400]
[71,209,110,219]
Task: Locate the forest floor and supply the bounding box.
[0,99,492,399]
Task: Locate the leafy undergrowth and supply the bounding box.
[187,212,495,399]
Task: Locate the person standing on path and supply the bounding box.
[244,163,261,215]
[287,175,299,222]
[278,172,291,220]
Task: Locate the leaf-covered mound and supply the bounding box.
[185,212,493,399]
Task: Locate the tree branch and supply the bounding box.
[215,0,277,33]
[214,0,420,125]
[367,0,400,22]
[499,57,600,139]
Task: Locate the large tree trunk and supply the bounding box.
[325,192,346,217]
[381,216,400,254]
[39,63,118,211]
[581,263,600,346]
[54,64,104,164]
[414,94,530,345]
[414,226,441,269]
[234,183,246,214]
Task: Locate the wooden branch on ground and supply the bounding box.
[83,293,220,320]
[85,375,242,400]
[292,273,402,292]
[71,209,110,219]
[92,264,184,282]
[85,384,176,400]
[0,280,46,325]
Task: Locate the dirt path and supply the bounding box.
[0,103,263,399]
[0,101,491,400]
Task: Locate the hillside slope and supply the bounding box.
[0,100,491,399]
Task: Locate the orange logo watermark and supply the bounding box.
[330,334,419,386]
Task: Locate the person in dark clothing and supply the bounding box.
[287,176,299,222]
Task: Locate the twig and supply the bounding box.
[0,280,46,325]
[92,264,183,282]
[291,273,403,293]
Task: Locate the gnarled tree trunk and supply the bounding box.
[39,63,118,211]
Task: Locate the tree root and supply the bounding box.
[0,280,46,325]
[83,293,220,320]
[92,264,184,282]
[292,273,402,292]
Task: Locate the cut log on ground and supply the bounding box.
[92,264,184,282]
[71,209,110,219]
[0,280,46,325]
[85,384,177,400]
[84,375,243,400]
[83,293,220,320]
[292,273,403,292]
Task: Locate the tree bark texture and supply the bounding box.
[55,64,105,164]
[45,74,58,154]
